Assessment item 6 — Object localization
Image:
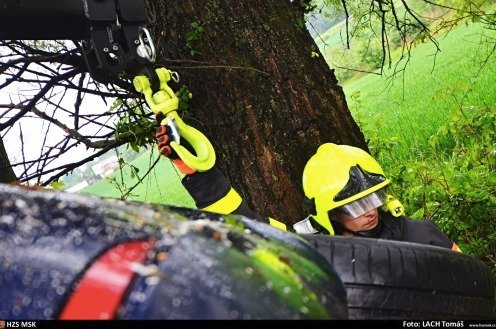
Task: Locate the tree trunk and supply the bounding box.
[151,0,368,225]
[0,137,18,183]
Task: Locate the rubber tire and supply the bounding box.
[301,234,495,319]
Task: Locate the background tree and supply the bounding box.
[0,137,17,183]
[146,0,369,223]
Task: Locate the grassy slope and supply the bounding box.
[315,18,348,48]
[342,23,496,164]
[81,150,195,208]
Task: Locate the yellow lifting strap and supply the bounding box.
[133,67,216,172]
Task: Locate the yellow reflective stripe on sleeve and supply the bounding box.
[269,218,287,231]
[202,188,242,215]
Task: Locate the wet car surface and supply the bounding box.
[0,184,348,320]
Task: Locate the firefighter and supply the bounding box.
[156,126,461,251]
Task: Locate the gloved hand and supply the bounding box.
[155,125,196,175]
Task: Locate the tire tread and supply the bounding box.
[301,234,495,319]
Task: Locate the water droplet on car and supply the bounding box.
[43,307,53,318]
[0,215,14,225]
[15,199,27,210]
[172,298,181,307]
[56,286,65,296]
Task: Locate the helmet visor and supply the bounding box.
[328,189,387,220]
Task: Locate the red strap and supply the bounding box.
[173,159,196,175]
[59,239,154,320]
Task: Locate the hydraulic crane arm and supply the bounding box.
[0,0,157,85]
[0,1,87,40]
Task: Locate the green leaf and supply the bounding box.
[50,181,66,190]
[130,143,140,153]
[185,31,197,42]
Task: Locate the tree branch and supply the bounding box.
[340,0,350,49]
[0,68,82,130]
[122,154,161,199]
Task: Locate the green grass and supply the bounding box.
[341,22,496,167]
[81,149,195,208]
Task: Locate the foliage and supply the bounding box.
[380,106,496,271]
[356,96,496,275]
[176,85,193,112]
[313,0,496,82]
[354,34,385,71]
[313,0,432,78]
[185,21,205,56]
[342,21,496,277]
[345,22,496,164]
[376,114,493,259]
[113,99,156,153]
[49,180,66,190]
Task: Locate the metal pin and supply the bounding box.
[171,71,180,83]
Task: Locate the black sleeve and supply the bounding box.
[232,201,269,224]
[181,167,269,224]
[402,218,453,249]
[182,167,230,209]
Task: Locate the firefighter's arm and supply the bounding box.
[182,167,287,231]
[155,125,287,231]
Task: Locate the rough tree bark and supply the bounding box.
[150,0,367,224]
[0,137,17,183]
